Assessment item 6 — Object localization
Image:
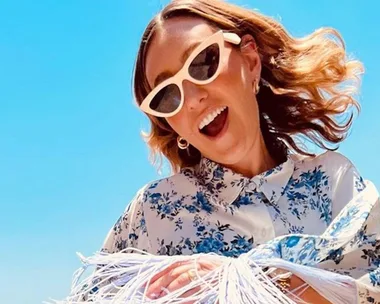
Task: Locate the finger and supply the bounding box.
[178,286,202,304]
[146,263,195,298]
[149,260,190,284]
[165,269,206,294]
[196,257,222,271]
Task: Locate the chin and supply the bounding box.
[209,144,248,166]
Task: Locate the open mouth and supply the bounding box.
[199,107,228,138]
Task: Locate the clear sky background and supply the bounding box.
[0,1,379,303]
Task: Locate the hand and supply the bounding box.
[288,274,332,304]
[145,257,221,302]
[270,268,332,304]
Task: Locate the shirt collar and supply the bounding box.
[190,156,295,206]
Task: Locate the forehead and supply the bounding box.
[145,17,215,87]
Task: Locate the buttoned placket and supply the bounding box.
[235,177,277,242]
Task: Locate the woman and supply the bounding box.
[99,0,379,302]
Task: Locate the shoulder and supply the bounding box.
[288,151,361,192]
[289,151,365,195]
[290,150,355,173]
[131,168,199,206]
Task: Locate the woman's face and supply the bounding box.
[145,17,263,167]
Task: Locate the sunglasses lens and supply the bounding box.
[188,43,220,81]
[150,84,181,114]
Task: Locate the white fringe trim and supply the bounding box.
[46,249,356,304]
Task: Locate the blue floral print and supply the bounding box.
[102,151,378,302]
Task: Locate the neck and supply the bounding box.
[226,133,277,178]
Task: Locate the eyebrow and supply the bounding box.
[153,41,202,87]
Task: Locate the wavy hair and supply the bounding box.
[133,0,363,173]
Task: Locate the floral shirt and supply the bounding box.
[102,151,380,303]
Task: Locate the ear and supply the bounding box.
[240,34,261,83]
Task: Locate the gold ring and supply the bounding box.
[187,269,198,282]
[267,269,292,293]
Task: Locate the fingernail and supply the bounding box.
[149,293,158,299]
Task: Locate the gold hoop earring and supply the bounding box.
[254,79,260,95]
[177,137,189,150]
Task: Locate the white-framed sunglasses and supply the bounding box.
[139,30,241,118]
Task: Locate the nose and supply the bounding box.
[182,80,208,111]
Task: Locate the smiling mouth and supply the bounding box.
[199,107,229,137]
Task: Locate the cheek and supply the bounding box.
[218,57,259,120]
[165,114,189,136]
[165,117,180,134]
[217,54,252,93]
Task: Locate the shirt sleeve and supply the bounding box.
[259,157,380,303]
[330,157,366,220]
[320,160,380,303]
[101,187,151,254]
[74,188,152,301]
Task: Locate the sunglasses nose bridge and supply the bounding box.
[181,71,193,84]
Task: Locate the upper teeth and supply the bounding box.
[199,106,227,130]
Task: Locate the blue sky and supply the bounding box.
[1,1,379,303]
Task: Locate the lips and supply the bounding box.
[200,108,228,137]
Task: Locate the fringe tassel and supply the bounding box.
[254,257,357,304]
[47,182,380,303]
[46,248,355,304]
